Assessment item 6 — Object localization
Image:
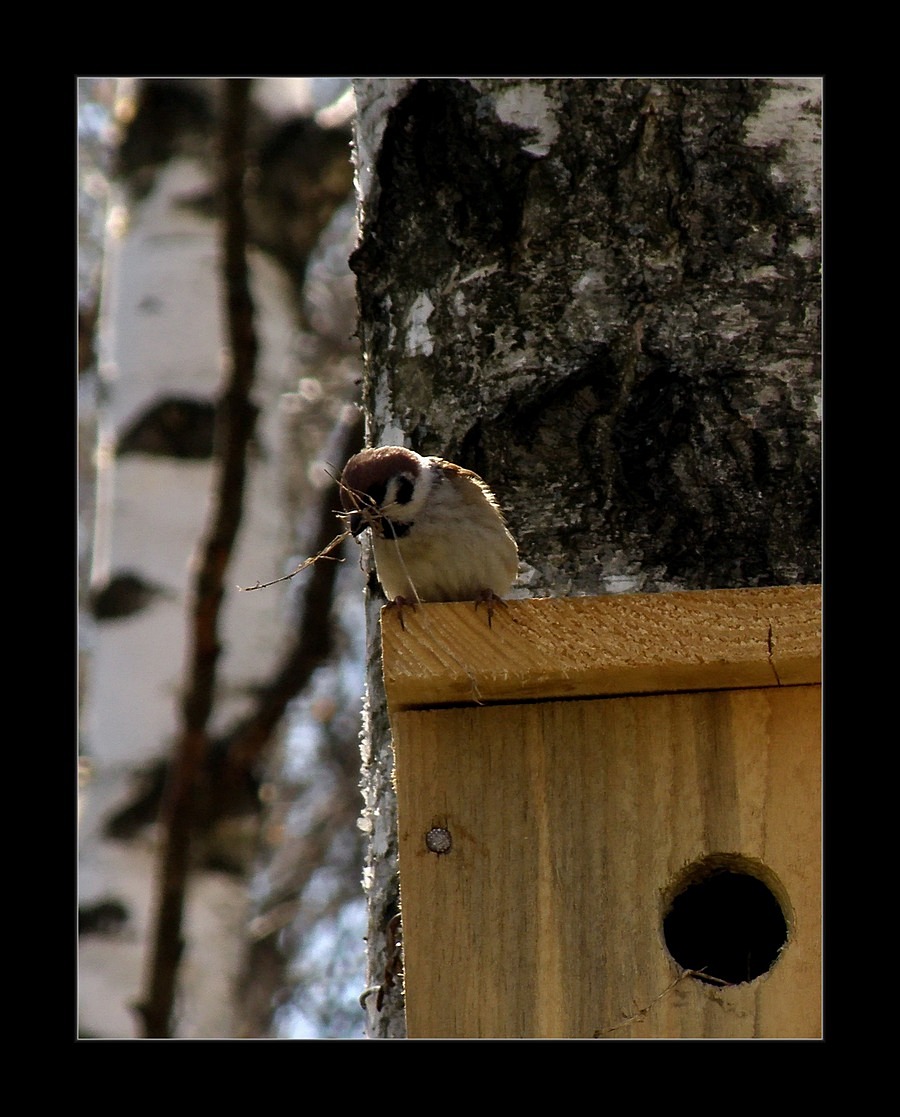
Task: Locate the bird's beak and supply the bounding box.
[349,511,367,537]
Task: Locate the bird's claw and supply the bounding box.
[388,596,417,630]
[474,589,507,628]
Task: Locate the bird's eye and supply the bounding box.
[365,481,387,508]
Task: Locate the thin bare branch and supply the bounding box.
[238,531,350,591]
[137,79,257,1039]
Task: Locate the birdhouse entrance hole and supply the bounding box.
[662,855,790,986]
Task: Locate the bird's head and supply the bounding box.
[340,446,434,540]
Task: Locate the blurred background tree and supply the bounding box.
[78,76,366,1038]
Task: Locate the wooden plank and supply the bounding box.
[382,585,821,709]
[394,685,821,1039]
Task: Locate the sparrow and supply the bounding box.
[339,446,518,617]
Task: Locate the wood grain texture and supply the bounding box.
[381,585,821,710]
[393,685,821,1039]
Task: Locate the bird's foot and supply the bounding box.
[387,596,417,630]
[474,589,508,628]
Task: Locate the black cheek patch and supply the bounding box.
[394,475,415,504]
[383,520,412,540]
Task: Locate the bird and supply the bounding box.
[339,445,518,619]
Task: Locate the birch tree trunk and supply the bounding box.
[350,77,821,1038]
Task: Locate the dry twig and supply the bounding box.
[237,531,350,591]
[592,968,733,1037]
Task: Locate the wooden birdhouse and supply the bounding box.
[381,585,821,1039]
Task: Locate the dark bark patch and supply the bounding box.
[352,79,535,291]
[607,363,820,585]
[116,396,217,459]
